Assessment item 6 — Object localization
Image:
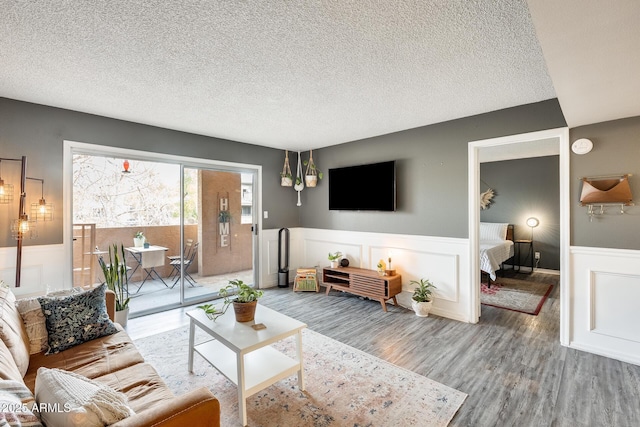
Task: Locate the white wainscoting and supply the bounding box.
[0,244,67,297]
[570,246,640,366]
[261,228,471,322]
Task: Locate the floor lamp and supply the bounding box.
[0,156,49,288]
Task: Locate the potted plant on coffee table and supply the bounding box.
[220,279,264,322]
[99,244,131,326]
[410,278,436,317]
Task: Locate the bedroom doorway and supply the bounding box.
[468,127,570,346]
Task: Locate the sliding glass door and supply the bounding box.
[179,166,256,305]
[71,149,258,317]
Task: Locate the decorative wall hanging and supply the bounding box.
[479,179,495,210]
[280,151,292,186]
[218,192,231,248]
[294,151,304,206]
[579,174,634,221]
[480,188,495,210]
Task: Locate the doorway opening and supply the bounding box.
[468,128,570,345]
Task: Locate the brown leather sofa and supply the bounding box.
[0,287,220,426]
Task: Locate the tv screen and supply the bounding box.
[328,161,396,211]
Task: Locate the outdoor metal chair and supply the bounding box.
[167,239,193,280]
[170,241,199,288]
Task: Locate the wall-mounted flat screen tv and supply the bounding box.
[328,161,396,211]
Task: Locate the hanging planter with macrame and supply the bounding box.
[280,150,293,186]
[304,150,323,188]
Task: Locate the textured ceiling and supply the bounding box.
[0,1,557,150]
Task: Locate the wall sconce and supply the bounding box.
[526,217,539,240]
[0,155,47,287]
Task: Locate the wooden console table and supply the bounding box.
[322,266,402,312]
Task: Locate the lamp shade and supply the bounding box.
[0,179,13,204]
[526,217,539,228]
[11,216,37,240]
[31,199,54,221]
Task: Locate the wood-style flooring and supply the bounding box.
[127,271,640,426]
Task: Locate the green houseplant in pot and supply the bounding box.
[201,279,264,322]
[133,231,145,247]
[303,150,323,188]
[410,278,436,317]
[328,251,342,268]
[99,244,131,326]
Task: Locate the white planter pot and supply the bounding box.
[115,307,129,327]
[305,175,318,187]
[411,300,433,317]
[133,237,145,247]
[281,177,292,187]
[330,261,339,268]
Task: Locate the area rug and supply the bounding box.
[134,326,467,426]
[481,277,553,315]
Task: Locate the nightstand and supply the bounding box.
[514,239,534,273]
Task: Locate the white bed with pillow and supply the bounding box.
[479,222,514,281]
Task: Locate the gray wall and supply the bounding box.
[480,156,560,270]
[570,116,640,249]
[0,97,301,248]
[301,99,567,238]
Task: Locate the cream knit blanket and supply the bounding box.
[36,367,133,425]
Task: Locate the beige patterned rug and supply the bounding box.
[135,326,467,426]
[481,277,553,315]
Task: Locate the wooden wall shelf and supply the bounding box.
[322,266,402,312]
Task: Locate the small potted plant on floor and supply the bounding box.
[328,251,342,268]
[199,279,264,322]
[410,278,436,317]
[99,244,131,326]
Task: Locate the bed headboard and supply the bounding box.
[506,224,514,242]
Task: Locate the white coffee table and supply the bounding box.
[187,305,307,426]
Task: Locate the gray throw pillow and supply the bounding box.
[38,284,118,354]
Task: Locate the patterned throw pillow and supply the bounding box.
[37,284,118,354]
[16,288,83,355]
[0,379,43,427]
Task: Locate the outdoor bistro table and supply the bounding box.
[125,245,169,291]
